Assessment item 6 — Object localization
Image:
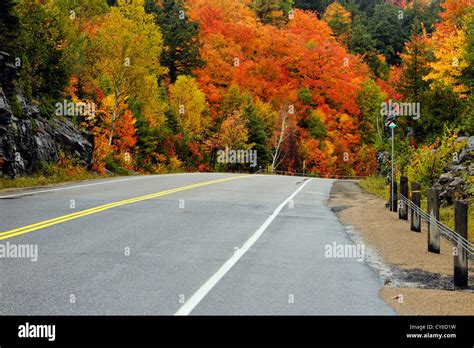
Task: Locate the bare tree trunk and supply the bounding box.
[272,109,288,172]
[376,115,383,144]
[108,89,119,147]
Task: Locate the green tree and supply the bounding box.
[345,2,388,77]
[294,0,331,14]
[13,0,71,109]
[308,110,327,140]
[251,0,294,26]
[405,0,442,35]
[52,0,109,21]
[356,79,386,146]
[0,0,19,53]
[51,0,111,102]
[415,86,465,143]
[218,85,245,125]
[348,14,376,56]
[463,14,474,94]
[367,3,408,65]
[297,88,312,105]
[134,109,171,172]
[350,0,382,17]
[323,2,351,42]
[145,0,204,83]
[398,34,433,102]
[462,15,474,134]
[243,103,272,168]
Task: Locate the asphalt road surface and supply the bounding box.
[0,173,394,315]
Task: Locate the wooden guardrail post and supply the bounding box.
[399,176,408,220]
[454,200,468,288]
[427,188,440,254]
[410,182,421,232]
[390,181,398,212]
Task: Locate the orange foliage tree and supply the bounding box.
[186,0,373,175]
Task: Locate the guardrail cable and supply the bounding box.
[260,169,369,180]
[399,193,473,255]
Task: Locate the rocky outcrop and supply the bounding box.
[434,137,474,204]
[0,52,93,178]
[376,151,390,178]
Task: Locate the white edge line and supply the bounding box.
[0,173,228,199]
[174,178,313,316]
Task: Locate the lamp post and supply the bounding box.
[389,122,397,211]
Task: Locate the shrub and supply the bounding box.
[105,154,132,176]
[406,127,466,191]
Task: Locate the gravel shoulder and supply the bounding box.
[328,180,474,315]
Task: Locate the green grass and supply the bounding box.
[359,176,473,242]
[358,176,390,201]
[0,161,105,191]
[421,199,474,242]
[0,172,102,191]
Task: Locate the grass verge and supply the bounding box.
[0,158,106,191]
[0,172,101,191]
[359,176,473,242]
[358,176,390,201]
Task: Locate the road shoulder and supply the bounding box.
[328,180,474,315]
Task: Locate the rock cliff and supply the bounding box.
[0,51,93,178]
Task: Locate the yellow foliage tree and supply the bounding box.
[169,75,209,139]
[218,110,250,150]
[423,0,474,98]
[423,28,469,97]
[91,0,166,146]
[323,2,351,42]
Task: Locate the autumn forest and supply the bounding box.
[0,0,473,180]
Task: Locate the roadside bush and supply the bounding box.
[0,153,97,190]
[406,128,466,191]
[105,154,132,176]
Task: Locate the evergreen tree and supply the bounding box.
[307,111,327,140]
[294,0,331,14]
[243,104,272,168]
[398,34,432,102]
[0,0,19,53]
[12,1,70,105]
[463,15,474,91]
[350,0,383,17]
[323,2,352,41]
[145,0,204,83]
[367,3,408,65]
[251,0,294,26]
[348,13,375,55]
[415,87,465,143]
[461,15,474,134]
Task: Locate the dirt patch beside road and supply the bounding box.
[381,287,474,315]
[329,180,474,315]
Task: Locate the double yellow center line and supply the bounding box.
[0,175,250,241]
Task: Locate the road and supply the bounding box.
[0,173,394,315]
